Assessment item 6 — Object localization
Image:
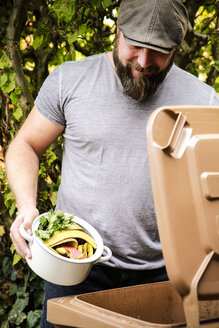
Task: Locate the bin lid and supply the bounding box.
[146,105,219,325]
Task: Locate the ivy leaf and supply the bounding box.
[16,312,26,325]
[0,50,12,69]
[26,310,42,328]
[10,86,23,105]
[0,70,15,93]
[8,297,29,323]
[0,72,8,87]
[10,92,20,105]
[13,105,23,121]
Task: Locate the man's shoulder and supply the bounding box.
[164,64,219,105]
[60,53,105,71]
[169,64,217,92]
[170,64,210,87]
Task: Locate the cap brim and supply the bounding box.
[124,35,173,54]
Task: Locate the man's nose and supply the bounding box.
[137,48,151,68]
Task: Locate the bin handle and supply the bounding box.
[19,223,34,243]
[95,245,112,264]
[163,112,187,154]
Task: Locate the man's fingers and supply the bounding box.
[10,213,34,259]
[10,223,31,259]
[9,207,39,259]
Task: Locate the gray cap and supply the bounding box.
[118,0,189,53]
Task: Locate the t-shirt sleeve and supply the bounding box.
[210,89,219,106]
[34,66,65,126]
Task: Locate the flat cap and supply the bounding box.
[118,0,189,53]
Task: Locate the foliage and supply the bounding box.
[0,0,218,327]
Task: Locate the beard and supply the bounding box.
[113,37,175,102]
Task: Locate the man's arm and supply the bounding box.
[6,105,65,258]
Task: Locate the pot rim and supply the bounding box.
[32,213,104,264]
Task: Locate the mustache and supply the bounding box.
[127,61,160,75]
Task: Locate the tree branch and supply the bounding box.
[6,0,34,117]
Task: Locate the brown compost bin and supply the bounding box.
[47,106,219,328]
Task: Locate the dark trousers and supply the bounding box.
[41,264,168,328]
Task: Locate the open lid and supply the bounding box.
[146,105,219,326]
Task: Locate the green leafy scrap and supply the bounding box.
[35,210,74,240]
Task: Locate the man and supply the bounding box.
[6,0,219,327]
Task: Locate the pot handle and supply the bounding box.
[19,223,34,243]
[95,245,112,264]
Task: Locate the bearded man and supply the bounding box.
[6,0,219,327]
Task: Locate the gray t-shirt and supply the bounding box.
[35,53,219,270]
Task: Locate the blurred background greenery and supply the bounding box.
[0,0,218,326]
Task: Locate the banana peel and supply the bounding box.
[44,230,97,249]
[44,228,97,260]
[66,223,84,231]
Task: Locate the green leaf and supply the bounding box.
[16,312,26,325]
[2,257,13,276]
[67,24,87,44]
[26,310,42,328]
[0,225,5,237]
[4,190,14,205]
[45,148,57,165]
[8,297,29,322]
[0,72,8,87]
[9,283,18,296]
[10,243,15,254]
[40,190,48,200]
[33,290,44,308]
[91,0,101,7]
[10,92,20,105]
[53,0,76,23]
[33,35,44,50]
[0,320,10,328]
[102,0,112,8]
[0,70,15,93]
[10,87,22,105]
[14,86,22,94]
[13,105,23,121]
[50,191,58,206]
[13,252,22,265]
[67,32,78,44]
[0,50,12,69]
[9,201,16,216]
[1,78,16,93]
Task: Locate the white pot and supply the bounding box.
[19,213,112,286]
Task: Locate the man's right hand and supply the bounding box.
[10,206,39,259]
